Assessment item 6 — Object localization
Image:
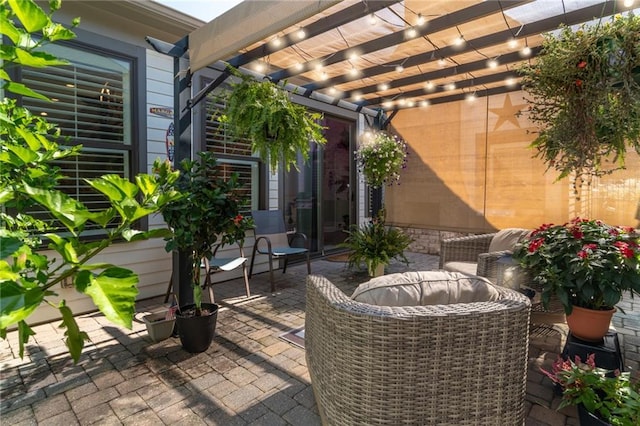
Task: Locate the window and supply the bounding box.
[203,92,259,214]
[19,41,138,234]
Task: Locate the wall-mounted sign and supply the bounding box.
[166,122,175,162]
[150,107,173,119]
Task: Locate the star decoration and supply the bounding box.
[489,95,527,131]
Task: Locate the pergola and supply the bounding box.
[146,0,637,302]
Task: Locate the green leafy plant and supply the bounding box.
[518,13,640,187]
[541,353,640,426]
[513,218,640,314]
[339,209,412,276]
[355,130,408,188]
[218,67,327,172]
[154,152,247,315]
[0,0,181,362]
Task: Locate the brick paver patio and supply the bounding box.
[1,252,578,425]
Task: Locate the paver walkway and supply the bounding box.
[1,252,577,425]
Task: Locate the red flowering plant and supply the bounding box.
[541,354,640,425]
[221,214,255,248]
[513,218,640,314]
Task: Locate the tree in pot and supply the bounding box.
[154,152,246,353]
[513,218,640,341]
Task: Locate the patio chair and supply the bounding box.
[202,242,250,303]
[249,209,310,292]
[306,271,531,425]
[439,228,530,283]
[164,242,250,303]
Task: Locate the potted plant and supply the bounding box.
[142,309,176,343]
[355,130,408,188]
[217,66,327,172]
[154,152,246,353]
[513,218,640,341]
[541,353,640,425]
[518,13,640,193]
[0,0,181,362]
[339,209,412,277]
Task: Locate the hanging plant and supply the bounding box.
[355,130,408,188]
[217,67,327,172]
[518,13,640,187]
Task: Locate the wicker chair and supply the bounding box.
[439,228,530,283]
[305,272,531,426]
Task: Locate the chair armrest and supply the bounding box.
[288,232,309,249]
[439,233,495,268]
[477,250,512,281]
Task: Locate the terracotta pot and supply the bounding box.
[566,305,615,342]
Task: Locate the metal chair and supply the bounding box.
[164,242,250,303]
[202,243,250,302]
[249,209,310,292]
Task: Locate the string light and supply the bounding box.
[416,13,425,26]
[382,100,393,108]
[271,37,282,47]
[406,27,417,38]
[294,62,304,71]
[349,51,359,62]
[320,71,328,80]
[624,0,634,7]
[420,100,429,108]
[255,63,265,73]
[378,83,389,91]
[521,45,532,56]
[407,100,415,107]
[508,38,518,49]
[369,13,378,25]
[438,58,447,66]
[395,65,404,73]
[453,36,465,46]
[353,92,363,101]
[296,29,306,40]
[466,92,477,102]
[487,59,499,69]
[349,67,359,77]
[446,82,456,91]
[424,81,434,91]
[505,77,516,87]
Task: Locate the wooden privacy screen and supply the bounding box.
[386,91,640,232]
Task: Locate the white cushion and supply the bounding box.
[488,228,531,253]
[351,271,500,307]
[443,261,477,276]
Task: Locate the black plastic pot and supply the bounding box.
[176,303,218,353]
[577,404,611,426]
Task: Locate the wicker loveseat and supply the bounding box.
[305,271,531,426]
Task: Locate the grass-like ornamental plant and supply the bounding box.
[513,218,640,314]
[355,131,408,188]
[339,209,412,276]
[541,354,640,426]
[518,13,640,187]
